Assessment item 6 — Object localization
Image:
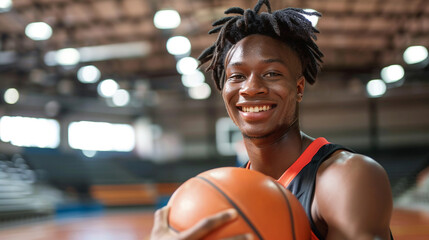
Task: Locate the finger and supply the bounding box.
[153,206,170,230]
[180,208,238,240]
[222,233,254,240]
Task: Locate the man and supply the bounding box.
[151,0,393,239]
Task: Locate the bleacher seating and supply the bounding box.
[0,154,55,224]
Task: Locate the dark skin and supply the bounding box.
[150,206,252,240]
[151,34,393,240]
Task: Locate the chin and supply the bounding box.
[242,130,275,139]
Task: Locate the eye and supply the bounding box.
[263,71,282,78]
[227,74,246,81]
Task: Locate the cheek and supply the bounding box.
[222,86,238,121]
[221,84,236,105]
[274,83,296,100]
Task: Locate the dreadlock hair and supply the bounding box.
[198,0,323,91]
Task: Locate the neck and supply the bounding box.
[244,122,312,179]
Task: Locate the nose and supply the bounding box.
[239,73,268,96]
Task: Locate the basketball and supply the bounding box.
[167,167,310,240]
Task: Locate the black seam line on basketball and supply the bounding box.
[168,224,179,233]
[167,205,179,233]
[274,182,296,240]
[195,176,264,240]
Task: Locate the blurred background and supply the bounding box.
[0,0,428,239]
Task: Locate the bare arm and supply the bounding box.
[315,152,393,240]
[150,206,252,240]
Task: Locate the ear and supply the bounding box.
[296,76,305,103]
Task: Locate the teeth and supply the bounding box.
[242,105,272,113]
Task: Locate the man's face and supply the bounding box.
[222,34,305,139]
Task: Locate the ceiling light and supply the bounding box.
[366,79,386,98]
[166,36,191,56]
[4,88,19,104]
[77,65,101,83]
[181,70,205,87]
[154,9,181,29]
[302,9,319,27]
[0,0,12,13]
[82,150,97,158]
[44,42,151,66]
[78,42,150,62]
[55,48,80,66]
[176,57,198,74]
[188,83,211,100]
[380,64,404,83]
[403,46,428,65]
[25,22,53,41]
[44,100,61,117]
[112,89,130,107]
[97,79,119,98]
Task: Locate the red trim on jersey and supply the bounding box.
[245,138,329,187]
[277,137,329,187]
[311,231,320,240]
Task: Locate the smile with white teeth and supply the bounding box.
[241,105,273,113]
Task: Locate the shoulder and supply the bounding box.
[313,151,393,238]
[316,150,392,202]
[318,151,389,182]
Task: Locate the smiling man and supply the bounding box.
[151,0,393,239]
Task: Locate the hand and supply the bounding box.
[150,206,253,240]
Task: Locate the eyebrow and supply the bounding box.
[228,58,287,67]
[263,58,286,65]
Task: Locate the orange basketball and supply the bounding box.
[167,167,310,240]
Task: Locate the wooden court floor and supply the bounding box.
[0,207,428,240]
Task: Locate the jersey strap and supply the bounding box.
[277,137,329,188]
[243,137,329,176]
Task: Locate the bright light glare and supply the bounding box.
[181,70,205,87]
[0,0,12,8]
[380,64,404,83]
[82,150,97,158]
[97,79,119,97]
[302,9,319,27]
[188,83,211,100]
[403,46,428,65]
[153,10,181,29]
[77,65,101,83]
[68,121,135,152]
[25,22,53,41]
[366,79,386,98]
[0,0,12,12]
[44,42,150,66]
[56,48,80,66]
[4,88,19,104]
[0,116,60,148]
[176,57,198,74]
[0,0,12,13]
[166,36,191,56]
[112,89,130,107]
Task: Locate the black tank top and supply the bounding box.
[243,137,393,240]
[285,138,349,239]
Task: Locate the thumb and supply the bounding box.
[153,206,171,230]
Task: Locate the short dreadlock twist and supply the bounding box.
[198,0,323,90]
